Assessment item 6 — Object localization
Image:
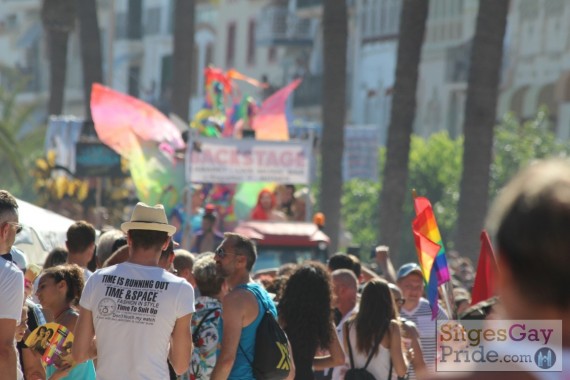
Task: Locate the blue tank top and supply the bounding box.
[46,360,96,380]
[228,282,277,380]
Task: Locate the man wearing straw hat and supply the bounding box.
[73,203,195,379]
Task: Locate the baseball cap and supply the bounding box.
[396,262,423,281]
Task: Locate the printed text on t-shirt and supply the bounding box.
[97,275,172,325]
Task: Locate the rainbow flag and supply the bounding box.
[412,196,451,319]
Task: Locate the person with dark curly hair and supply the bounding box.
[343,279,408,379]
[278,262,345,379]
[36,264,96,379]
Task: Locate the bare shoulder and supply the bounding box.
[223,288,259,326]
[223,288,257,309]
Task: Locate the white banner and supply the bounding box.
[186,137,312,184]
[436,320,563,372]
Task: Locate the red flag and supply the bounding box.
[252,79,301,141]
[471,230,497,305]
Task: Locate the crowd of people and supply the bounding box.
[1,158,569,379]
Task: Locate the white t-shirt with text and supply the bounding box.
[80,262,195,380]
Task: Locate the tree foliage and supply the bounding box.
[341,178,380,253]
[0,67,42,195]
[490,109,567,195]
[341,111,570,266]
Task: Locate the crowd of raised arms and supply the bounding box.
[1,159,569,380]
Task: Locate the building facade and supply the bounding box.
[3,0,570,144]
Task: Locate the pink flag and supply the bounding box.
[90,84,186,209]
[90,83,185,157]
[252,79,302,141]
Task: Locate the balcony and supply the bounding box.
[257,6,314,46]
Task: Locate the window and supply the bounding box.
[226,22,236,67]
[145,7,161,36]
[127,0,142,40]
[268,46,277,63]
[115,13,127,40]
[128,66,141,97]
[206,44,214,66]
[191,45,199,96]
[161,55,172,95]
[247,20,256,66]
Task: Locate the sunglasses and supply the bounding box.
[215,247,239,259]
[395,298,406,306]
[4,222,23,234]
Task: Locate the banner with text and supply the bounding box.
[436,320,563,372]
[186,138,312,184]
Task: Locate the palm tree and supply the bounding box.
[320,0,348,253]
[378,0,429,257]
[0,67,42,187]
[455,0,509,262]
[41,0,76,117]
[171,0,196,122]
[76,0,103,120]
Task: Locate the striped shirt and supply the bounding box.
[400,298,448,380]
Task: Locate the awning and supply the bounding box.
[234,221,330,247]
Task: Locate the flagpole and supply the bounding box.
[439,282,454,319]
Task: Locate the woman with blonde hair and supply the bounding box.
[344,278,408,379]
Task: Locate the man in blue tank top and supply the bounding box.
[210,233,277,380]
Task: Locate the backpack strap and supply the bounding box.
[192,308,220,344]
[346,321,384,371]
[344,322,356,369]
[191,308,221,377]
[236,284,266,366]
[238,342,254,366]
[237,283,270,314]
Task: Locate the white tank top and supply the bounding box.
[346,323,393,380]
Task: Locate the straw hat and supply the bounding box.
[121,202,176,236]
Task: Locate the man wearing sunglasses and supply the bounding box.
[210,233,279,380]
[0,190,25,380]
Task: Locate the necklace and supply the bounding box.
[54,307,72,323]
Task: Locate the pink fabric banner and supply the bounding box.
[252,79,302,141]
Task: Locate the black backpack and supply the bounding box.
[344,323,392,380]
[239,288,291,380]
